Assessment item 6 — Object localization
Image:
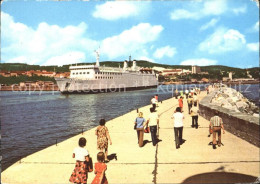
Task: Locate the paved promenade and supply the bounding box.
[1,91,259,183]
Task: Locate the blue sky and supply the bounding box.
[1,0,259,68]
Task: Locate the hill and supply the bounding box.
[0,61,259,80]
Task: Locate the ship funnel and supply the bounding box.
[123,60,128,69]
[132,60,136,70]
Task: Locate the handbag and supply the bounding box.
[144,126,150,133]
[86,157,93,172]
[134,124,137,130]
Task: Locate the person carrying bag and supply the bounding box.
[134,112,146,147]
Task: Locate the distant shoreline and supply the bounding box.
[0,85,59,91]
[161,80,259,85]
[0,81,259,91]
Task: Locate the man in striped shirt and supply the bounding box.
[209,111,225,149]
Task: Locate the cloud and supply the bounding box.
[2,12,163,66]
[170,0,227,20]
[200,18,219,31]
[252,21,259,32]
[231,5,247,14]
[170,0,246,20]
[170,9,199,20]
[93,1,147,20]
[198,28,246,54]
[247,42,259,52]
[180,58,218,66]
[101,23,163,59]
[44,52,86,66]
[1,11,99,65]
[153,46,177,59]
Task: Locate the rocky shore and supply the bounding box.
[211,85,259,117]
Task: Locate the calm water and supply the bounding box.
[0,84,258,171]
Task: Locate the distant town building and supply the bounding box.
[55,72,70,78]
[201,78,209,83]
[161,69,191,76]
[247,71,253,78]
[222,77,231,82]
[191,65,201,74]
[232,78,255,82]
[152,67,166,72]
[229,72,233,80]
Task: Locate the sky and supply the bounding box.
[1,0,259,68]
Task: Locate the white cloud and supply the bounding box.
[170,0,246,20]
[170,0,227,20]
[44,52,86,66]
[101,23,163,59]
[232,5,247,14]
[247,42,259,52]
[180,58,218,66]
[1,12,99,66]
[246,21,259,33]
[202,0,227,16]
[153,46,177,59]
[2,12,163,66]
[170,9,198,20]
[198,28,246,54]
[253,21,259,32]
[200,18,219,31]
[93,1,147,20]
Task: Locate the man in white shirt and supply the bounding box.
[147,107,159,146]
[190,103,199,129]
[171,107,184,149]
[151,96,157,110]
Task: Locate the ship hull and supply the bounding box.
[59,85,158,94]
[55,72,158,94]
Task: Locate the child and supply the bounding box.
[69,137,90,184]
[91,152,108,184]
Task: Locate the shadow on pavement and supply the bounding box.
[181,172,257,184]
[143,140,152,146]
[107,153,117,161]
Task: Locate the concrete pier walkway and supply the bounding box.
[1,91,259,183]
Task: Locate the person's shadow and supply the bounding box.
[181,139,186,145]
[143,140,152,146]
[107,153,117,161]
[155,139,162,145]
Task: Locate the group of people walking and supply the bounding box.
[69,88,225,183]
[69,119,112,184]
[136,89,225,151]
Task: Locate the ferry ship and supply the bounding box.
[55,51,158,93]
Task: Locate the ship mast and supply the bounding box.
[95,49,100,67]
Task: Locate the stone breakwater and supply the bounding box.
[199,86,259,147]
[211,85,259,117]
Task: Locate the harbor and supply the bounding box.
[1,89,259,183]
[1,1,259,183]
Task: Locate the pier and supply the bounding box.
[1,90,259,183]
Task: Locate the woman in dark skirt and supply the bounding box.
[69,137,90,184]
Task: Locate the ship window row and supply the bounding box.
[95,72,122,75]
[72,72,90,75]
[95,76,114,79]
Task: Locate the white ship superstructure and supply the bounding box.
[55,52,158,93]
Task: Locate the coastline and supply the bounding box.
[2,90,259,183]
[0,80,259,91]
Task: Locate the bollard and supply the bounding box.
[137,108,139,113]
[56,139,57,146]
[161,101,163,104]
